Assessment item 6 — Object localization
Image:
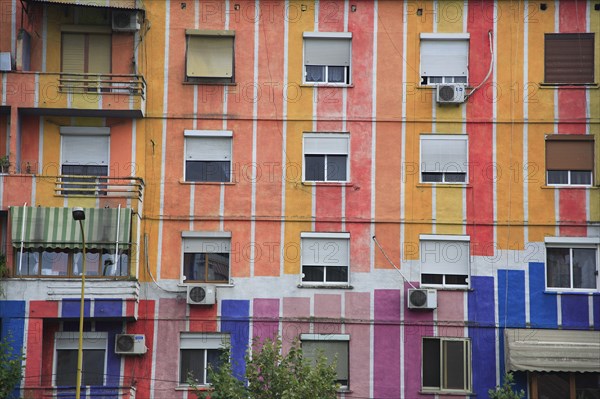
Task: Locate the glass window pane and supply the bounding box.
[207,253,229,282]
[83,349,105,386]
[180,349,206,384]
[306,65,325,82]
[325,266,348,283]
[546,248,571,288]
[538,372,570,399]
[547,170,568,185]
[184,253,206,282]
[571,171,592,185]
[305,155,325,181]
[573,248,597,289]
[186,161,230,182]
[302,266,324,282]
[422,274,444,285]
[454,76,467,83]
[328,66,345,83]
[575,373,600,399]
[444,173,466,183]
[56,350,78,386]
[42,250,69,276]
[327,155,347,181]
[443,341,465,390]
[445,274,469,286]
[422,338,440,388]
[117,251,130,276]
[429,77,443,83]
[206,349,224,384]
[422,172,444,182]
[15,250,39,276]
[73,250,101,276]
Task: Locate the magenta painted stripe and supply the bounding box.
[373,289,401,398]
[253,298,280,341]
[346,292,371,398]
[154,299,185,397]
[403,283,434,399]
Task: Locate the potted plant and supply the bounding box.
[0,155,9,173]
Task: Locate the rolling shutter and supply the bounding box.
[304,134,349,155]
[304,36,352,66]
[420,34,469,77]
[545,33,594,84]
[186,32,234,78]
[62,33,85,73]
[421,135,468,173]
[546,135,595,170]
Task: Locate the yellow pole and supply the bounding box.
[75,219,86,399]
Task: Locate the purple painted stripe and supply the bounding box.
[374,289,401,398]
[61,299,91,318]
[561,294,589,329]
[594,295,600,330]
[253,298,279,341]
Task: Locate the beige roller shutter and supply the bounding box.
[186,33,234,78]
[62,33,85,73]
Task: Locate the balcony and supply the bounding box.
[1,71,146,117]
[56,175,144,200]
[22,386,137,399]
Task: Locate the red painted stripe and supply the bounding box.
[189,303,218,332]
[466,0,494,256]
[124,300,155,398]
[24,319,43,390]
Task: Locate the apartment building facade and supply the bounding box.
[0,1,598,398]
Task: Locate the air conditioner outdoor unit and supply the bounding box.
[112,11,140,32]
[115,334,147,355]
[187,284,216,305]
[436,83,466,104]
[0,52,11,71]
[407,288,437,310]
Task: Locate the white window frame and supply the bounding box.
[300,232,350,286]
[420,234,471,289]
[181,231,231,284]
[420,33,470,86]
[184,130,233,183]
[546,170,593,187]
[420,134,468,184]
[422,336,472,394]
[303,133,350,183]
[303,32,352,86]
[53,331,108,387]
[179,332,230,386]
[300,333,350,390]
[544,237,600,292]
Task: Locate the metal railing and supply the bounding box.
[55,175,144,199]
[59,73,146,99]
[23,386,137,399]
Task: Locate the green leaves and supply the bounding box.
[190,336,338,399]
[488,372,526,399]
[0,335,24,399]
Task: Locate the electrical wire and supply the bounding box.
[466,30,494,98]
[372,235,416,289]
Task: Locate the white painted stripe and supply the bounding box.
[344,0,349,31]
[311,185,316,231]
[400,0,408,270]
[315,0,320,31]
[556,294,562,327]
[149,300,159,399]
[280,0,289,276]
[34,73,39,108]
[219,185,224,231]
[589,294,594,328]
[38,117,44,175]
[463,0,468,31]
[11,0,16,56]
[223,0,230,131]
[585,1,591,225]
[1,74,6,105]
[250,0,260,277]
[156,2,171,281]
[494,268,500,386]
[433,0,438,33]
[131,119,137,176]
[189,186,195,231]
[523,0,529,245]
[555,0,560,33]
[370,0,378,274]
[42,5,47,72]
[554,188,560,236]
[492,0,498,248]
[194,0,199,28]
[524,260,531,325]
[432,187,436,234]
[19,300,30,393]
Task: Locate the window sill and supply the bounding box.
[9,276,133,281]
[417,85,472,90]
[420,285,472,291]
[420,390,474,396]
[179,180,235,185]
[175,385,210,391]
[298,283,353,289]
[416,183,471,188]
[302,181,353,187]
[179,282,234,287]
[538,83,599,89]
[300,83,354,88]
[182,81,237,86]
[544,290,600,295]
[541,185,598,190]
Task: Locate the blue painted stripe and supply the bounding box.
[561,294,589,329]
[94,299,122,318]
[221,300,250,380]
[62,299,91,318]
[498,270,526,328]
[468,276,495,326]
[95,321,122,387]
[594,295,600,330]
[0,301,26,399]
[469,327,496,397]
[528,262,557,328]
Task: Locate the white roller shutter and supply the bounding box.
[420,240,469,275]
[421,135,468,173]
[61,134,109,166]
[420,34,469,77]
[304,134,349,155]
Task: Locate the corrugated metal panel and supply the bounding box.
[505,329,600,372]
[29,0,143,10]
[545,33,595,84]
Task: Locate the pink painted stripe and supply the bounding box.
[253,298,280,341]
[436,291,466,337]
[281,297,310,352]
[345,292,371,398]
[153,299,185,397]
[373,289,401,398]
[314,294,342,334]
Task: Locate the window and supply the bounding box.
[544,33,595,84]
[185,30,234,84]
[420,135,468,183]
[303,32,352,85]
[184,130,232,183]
[301,334,349,388]
[420,235,470,288]
[179,333,229,385]
[303,133,349,182]
[61,26,111,92]
[422,337,471,393]
[60,127,109,195]
[55,332,107,387]
[420,33,469,85]
[300,232,350,284]
[546,135,594,186]
[15,248,129,277]
[182,232,230,283]
[545,238,598,290]
[531,372,600,399]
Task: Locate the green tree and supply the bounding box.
[0,335,24,399]
[190,336,339,399]
[488,372,525,399]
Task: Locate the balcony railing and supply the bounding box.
[59,73,146,98]
[23,386,136,399]
[55,175,144,199]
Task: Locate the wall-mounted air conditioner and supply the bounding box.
[436,83,466,104]
[115,334,147,355]
[112,11,140,32]
[187,284,216,305]
[407,288,437,310]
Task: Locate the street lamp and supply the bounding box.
[72,207,86,399]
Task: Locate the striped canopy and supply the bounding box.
[11,207,131,249]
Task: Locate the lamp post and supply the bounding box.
[72,207,86,399]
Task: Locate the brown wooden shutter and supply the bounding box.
[546,135,595,170]
[544,33,594,84]
[61,33,85,74]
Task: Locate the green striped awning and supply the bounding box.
[10,207,131,249]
